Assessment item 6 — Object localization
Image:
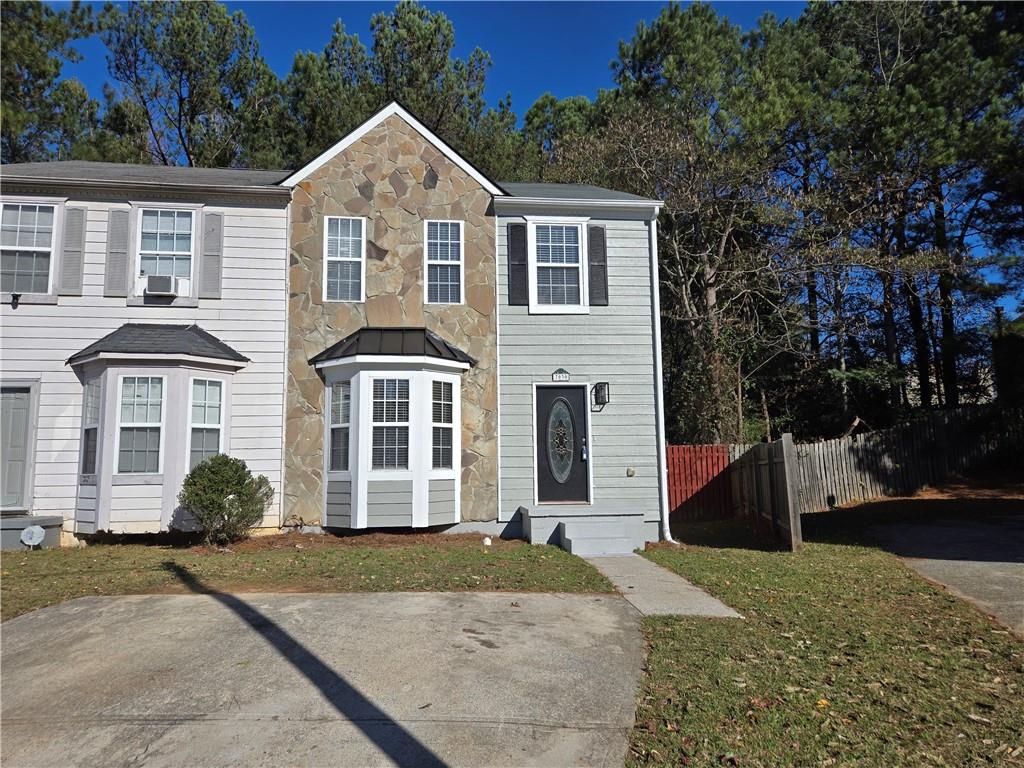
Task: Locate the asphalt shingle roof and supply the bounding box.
[2,161,289,188]
[498,182,654,202]
[309,327,476,366]
[68,323,249,365]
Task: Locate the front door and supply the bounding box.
[1,387,32,510]
[536,385,589,503]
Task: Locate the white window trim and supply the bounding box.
[327,379,352,476]
[113,374,167,476]
[80,377,102,478]
[369,376,411,473]
[186,376,225,470]
[525,216,590,315]
[322,215,366,303]
[430,380,455,470]
[0,196,66,297]
[131,201,202,298]
[423,219,465,305]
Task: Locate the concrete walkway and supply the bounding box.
[1,593,643,768]
[586,553,741,618]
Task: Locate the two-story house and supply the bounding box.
[1,102,669,554]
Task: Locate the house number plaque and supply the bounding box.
[551,368,571,382]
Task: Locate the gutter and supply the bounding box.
[649,214,675,544]
[493,197,662,218]
[0,175,293,201]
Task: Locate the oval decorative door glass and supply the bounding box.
[546,397,575,484]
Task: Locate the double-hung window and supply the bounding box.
[117,376,164,474]
[324,217,364,302]
[139,209,193,279]
[425,221,462,304]
[189,379,222,469]
[535,223,583,306]
[371,378,409,470]
[81,380,101,475]
[432,380,454,469]
[330,381,351,472]
[1,203,55,294]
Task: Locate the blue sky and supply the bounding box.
[61,1,804,117]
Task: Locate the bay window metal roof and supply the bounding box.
[68,323,249,365]
[309,327,476,366]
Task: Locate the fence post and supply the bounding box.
[781,433,804,551]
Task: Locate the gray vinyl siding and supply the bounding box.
[75,483,97,532]
[497,214,661,523]
[428,478,456,525]
[0,192,288,534]
[325,479,352,528]
[366,479,413,526]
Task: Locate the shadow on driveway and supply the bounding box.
[161,562,446,767]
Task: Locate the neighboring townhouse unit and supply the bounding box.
[0,101,669,554]
[0,163,291,546]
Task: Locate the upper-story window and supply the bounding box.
[1,203,55,294]
[425,221,463,304]
[324,216,364,302]
[535,224,583,306]
[139,209,194,279]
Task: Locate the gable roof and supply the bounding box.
[309,327,476,367]
[279,101,505,195]
[68,323,249,366]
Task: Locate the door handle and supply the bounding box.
[580,439,588,462]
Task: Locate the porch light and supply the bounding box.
[593,382,610,406]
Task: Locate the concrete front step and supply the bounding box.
[562,535,638,556]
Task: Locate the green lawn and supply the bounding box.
[0,532,612,621]
[630,538,1024,767]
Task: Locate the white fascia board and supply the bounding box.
[68,352,248,371]
[313,354,471,372]
[280,102,505,196]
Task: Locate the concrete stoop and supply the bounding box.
[519,505,647,555]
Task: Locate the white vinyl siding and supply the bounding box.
[425,220,462,304]
[324,216,364,302]
[189,378,222,469]
[138,209,194,278]
[80,379,101,475]
[117,376,164,474]
[1,203,55,294]
[371,378,409,470]
[431,380,453,469]
[330,380,351,472]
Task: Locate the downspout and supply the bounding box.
[649,213,675,543]
[279,194,292,529]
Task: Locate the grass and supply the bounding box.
[630,529,1024,767]
[0,532,613,622]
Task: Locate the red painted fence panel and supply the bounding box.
[666,444,733,520]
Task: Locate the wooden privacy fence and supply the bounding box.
[666,406,1023,550]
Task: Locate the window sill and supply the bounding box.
[79,474,98,486]
[127,296,200,308]
[112,473,163,486]
[3,292,58,306]
[326,470,353,481]
[528,304,591,315]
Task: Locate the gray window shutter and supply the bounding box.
[57,207,87,296]
[199,211,223,299]
[507,223,528,306]
[588,225,608,306]
[103,209,131,297]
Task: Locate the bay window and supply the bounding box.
[330,381,351,471]
[117,376,164,474]
[81,379,101,475]
[189,378,223,469]
[432,380,453,469]
[371,378,410,470]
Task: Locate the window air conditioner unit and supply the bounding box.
[145,275,178,297]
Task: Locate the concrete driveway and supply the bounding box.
[867,510,1024,634]
[1,592,642,768]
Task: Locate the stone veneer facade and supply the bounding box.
[286,115,498,524]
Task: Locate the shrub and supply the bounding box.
[177,454,274,545]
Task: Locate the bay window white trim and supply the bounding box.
[322,215,366,303]
[114,374,167,476]
[525,215,590,315]
[187,377,225,470]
